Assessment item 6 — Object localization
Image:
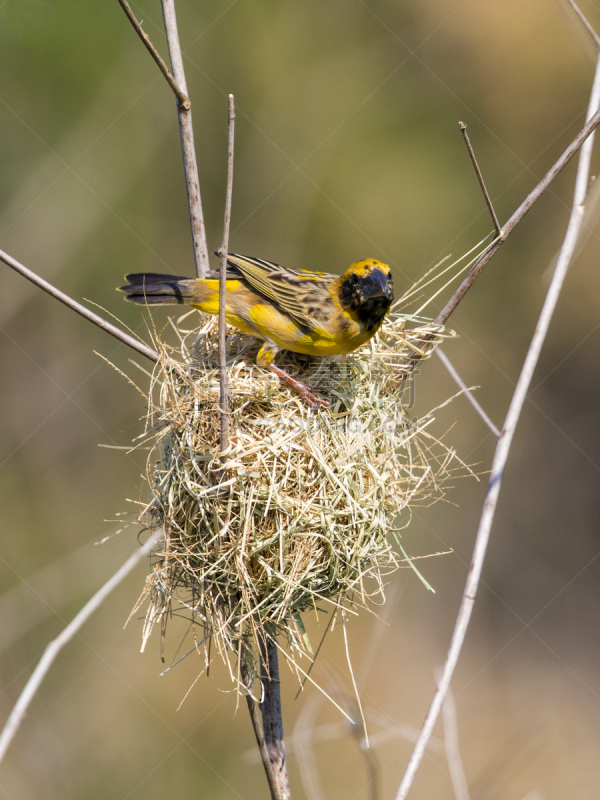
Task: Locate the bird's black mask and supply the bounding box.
[339,267,394,331]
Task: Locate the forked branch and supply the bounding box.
[395,10,600,798]
[117,0,209,276]
[6,95,600,370]
[436,104,600,325]
[116,0,190,109]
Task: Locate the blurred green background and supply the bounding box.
[1,0,600,798]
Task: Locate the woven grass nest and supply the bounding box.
[131,309,466,682]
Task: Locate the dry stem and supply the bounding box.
[5,75,600,375]
[0,248,159,363]
[259,631,291,800]
[0,529,164,764]
[394,11,600,798]
[436,104,600,325]
[160,0,210,278]
[215,92,290,797]
[459,121,501,237]
[435,349,500,439]
[116,0,190,109]
[441,682,470,800]
[218,96,235,455]
[240,649,282,798]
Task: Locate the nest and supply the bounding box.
[130,311,465,683]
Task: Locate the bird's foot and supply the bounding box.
[297,385,330,409]
[268,365,330,409]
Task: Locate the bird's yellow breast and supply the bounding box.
[188,279,259,336]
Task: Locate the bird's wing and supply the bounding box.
[223,253,337,330]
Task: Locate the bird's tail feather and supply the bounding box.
[119,273,195,305]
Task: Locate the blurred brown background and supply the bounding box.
[1,0,600,798]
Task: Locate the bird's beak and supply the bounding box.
[363,268,391,299]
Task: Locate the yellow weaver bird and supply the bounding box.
[120,253,394,408]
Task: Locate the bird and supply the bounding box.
[120,253,394,408]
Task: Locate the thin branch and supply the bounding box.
[160,0,210,278]
[566,0,600,50]
[219,95,235,455]
[435,349,501,438]
[395,39,600,800]
[0,248,159,363]
[240,649,282,799]
[116,0,190,109]
[0,529,164,764]
[436,103,600,326]
[259,630,291,800]
[459,122,501,237]
[440,679,470,800]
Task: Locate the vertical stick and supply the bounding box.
[160,0,210,278]
[220,92,286,800]
[259,631,291,800]
[240,648,282,799]
[219,96,235,455]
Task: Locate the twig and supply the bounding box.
[0,528,164,764]
[160,0,210,278]
[440,679,470,800]
[436,103,600,326]
[459,122,501,237]
[0,248,160,363]
[259,630,291,800]
[566,0,600,49]
[116,0,190,109]
[435,349,501,438]
[394,33,600,800]
[405,99,600,379]
[219,95,235,455]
